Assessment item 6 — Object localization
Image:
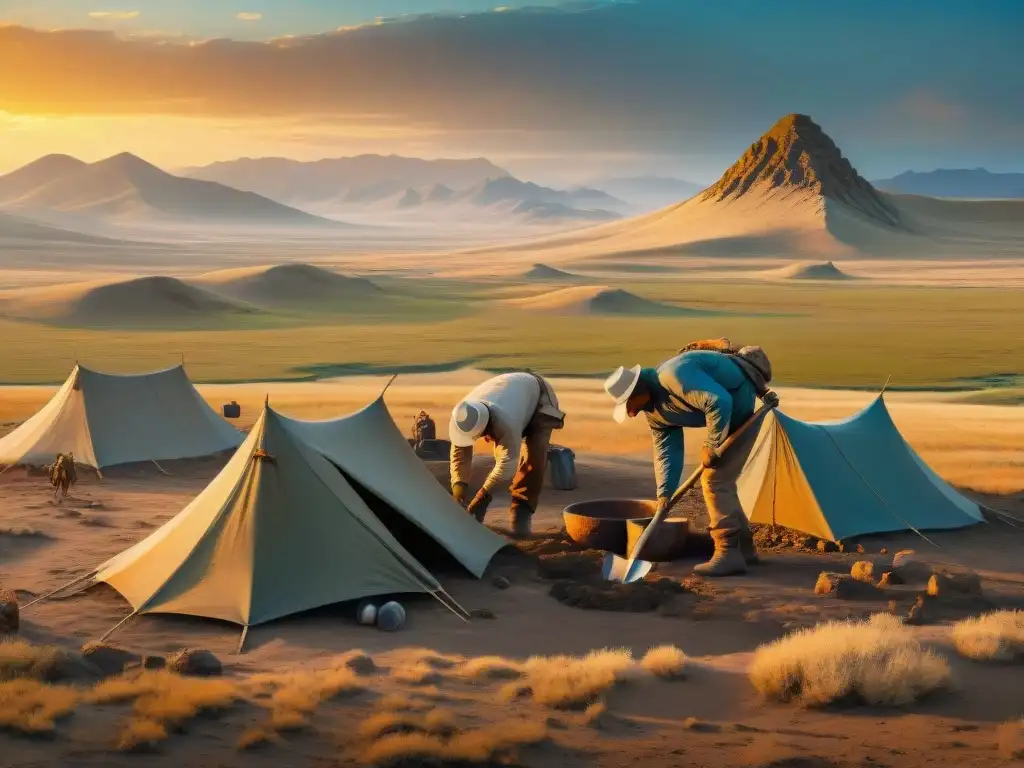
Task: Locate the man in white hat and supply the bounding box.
[603,341,778,577]
[449,371,565,538]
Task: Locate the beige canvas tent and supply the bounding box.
[277,394,508,578]
[737,395,985,542]
[53,404,463,646]
[0,364,243,469]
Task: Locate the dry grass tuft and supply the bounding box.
[390,661,445,687]
[0,679,79,735]
[952,610,1024,663]
[500,648,643,709]
[749,613,952,707]
[357,718,548,766]
[89,670,241,729]
[457,655,524,681]
[358,708,458,741]
[0,640,89,683]
[998,719,1023,760]
[640,645,688,680]
[116,718,167,752]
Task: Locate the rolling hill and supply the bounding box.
[521,263,582,281]
[192,263,380,309]
[0,210,126,246]
[762,261,856,281]
[0,275,260,328]
[0,153,342,227]
[504,285,703,316]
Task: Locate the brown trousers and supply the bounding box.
[509,408,564,514]
[700,412,761,537]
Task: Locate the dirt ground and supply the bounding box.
[2,437,1023,767]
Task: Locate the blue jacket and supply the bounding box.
[641,350,757,500]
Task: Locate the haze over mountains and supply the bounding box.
[872,169,1024,199]
[0,153,339,228]
[183,155,627,223]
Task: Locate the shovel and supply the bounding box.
[601,403,775,584]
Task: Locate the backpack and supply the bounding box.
[677,338,772,393]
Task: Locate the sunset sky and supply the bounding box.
[1,0,1022,185]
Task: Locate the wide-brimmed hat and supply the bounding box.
[604,365,642,423]
[449,399,490,447]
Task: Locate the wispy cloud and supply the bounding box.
[236,12,263,22]
[87,10,140,21]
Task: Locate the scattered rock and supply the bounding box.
[469,608,497,620]
[850,561,876,584]
[143,655,166,670]
[491,576,511,590]
[814,571,887,601]
[80,641,141,677]
[891,551,933,583]
[855,544,866,554]
[166,648,222,677]
[0,587,19,635]
[342,653,377,675]
[817,540,837,553]
[880,548,889,555]
[927,569,982,597]
[750,525,818,553]
[682,717,722,733]
[878,571,902,588]
[906,596,928,625]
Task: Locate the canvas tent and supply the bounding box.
[83,405,453,637]
[277,394,508,578]
[0,364,243,469]
[737,395,985,542]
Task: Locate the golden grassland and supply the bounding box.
[0,278,1021,388]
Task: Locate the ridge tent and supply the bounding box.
[47,405,459,646]
[737,395,985,542]
[0,364,243,470]
[277,394,508,579]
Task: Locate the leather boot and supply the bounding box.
[739,527,761,565]
[508,500,533,539]
[693,531,747,577]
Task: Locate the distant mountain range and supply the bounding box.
[182,154,627,223]
[872,168,1024,199]
[583,175,706,209]
[0,153,343,227]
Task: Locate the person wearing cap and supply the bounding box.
[603,343,778,576]
[448,371,565,538]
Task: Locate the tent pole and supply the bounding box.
[236,625,250,654]
[99,611,138,643]
[879,375,892,396]
[430,590,470,623]
[434,586,471,620]
[151,460,171,476]
[380,373,399,398]
[20,571,99,611]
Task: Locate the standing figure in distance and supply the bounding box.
[449,371,565,538]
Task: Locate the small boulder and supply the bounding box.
[927,569,982,598]
[470,608,497,620]
[878,571,903,588]
[167,648,222,677]
[850,561,876,584]
[0,587,19,635]
[891,551,933,583]
[814,571,887,601]
[491,576,511,590]
[80,641,141,677]
[143,655,166,670]
[906,595,928,625]
[880,548,889,555]
[817,540,837,554]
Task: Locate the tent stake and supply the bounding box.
[236,625,250,654]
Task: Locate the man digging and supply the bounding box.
[448,371,565,538]
[603,339,779,577]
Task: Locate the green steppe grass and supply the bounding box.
[0,278,1021,389]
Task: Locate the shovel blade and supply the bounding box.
[601,552,653,584]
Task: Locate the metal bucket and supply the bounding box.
[562,498,656,555]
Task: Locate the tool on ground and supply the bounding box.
[601,403,775,584]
